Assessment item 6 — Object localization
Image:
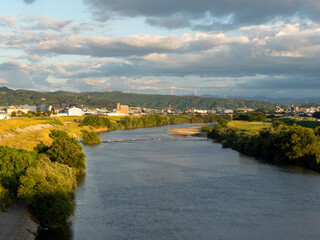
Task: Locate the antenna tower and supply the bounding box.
[194,88,197,96]
[171,86,174,96]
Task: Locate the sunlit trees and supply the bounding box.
[46,130,86,174]
[82,130,101,145]
[18,156,76,228]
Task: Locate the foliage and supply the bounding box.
[0,146,38,193]
[0,86,279,110]
[313,111,320,119]
[18,157,76,228]
[80,115,113,129]
[46,131,86,174]
[0,183,11,210]
[234,112,267,122]
[276,117,320,129]
[218,119,229,127]
[82,130,101,145]
[255,106,276,114]
[206,121,320,172]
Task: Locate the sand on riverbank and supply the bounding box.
[167,126,207,137]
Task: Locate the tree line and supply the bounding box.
[0,130,86,228]
[204,120,320,172]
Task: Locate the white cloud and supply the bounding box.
[0,15,16,28]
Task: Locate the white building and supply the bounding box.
[67,107,83,116]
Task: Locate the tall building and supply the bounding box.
[116,103,129,115]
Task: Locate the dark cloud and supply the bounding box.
[24,0,37,3]
[0,61,50,89]
[85,0,320,30]
[146,17,191,29]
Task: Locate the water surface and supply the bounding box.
[38,124,320,240]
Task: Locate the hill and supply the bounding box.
[0,87,278,110]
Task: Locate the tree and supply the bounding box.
[47,138,86,174]
[313,111,320,119]
[18,157,76,228]
[218,119,229,127]
[0,146,38,193]
[82,130,101,145]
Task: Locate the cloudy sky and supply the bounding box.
[0,0,319,97]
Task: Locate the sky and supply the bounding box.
[0,0,319,97]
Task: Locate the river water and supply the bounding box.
[37,124,320,240]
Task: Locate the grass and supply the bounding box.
[0,128,53,151]
[277,117,320,129]
[0,118,51,133]
[228,120,271,131]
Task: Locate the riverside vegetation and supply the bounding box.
[203,113,320,172]
[0,113,230,230]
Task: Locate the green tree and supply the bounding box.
[47,138,86,174]
[18,157,76,228]
[0,146,38,193]
[313,111,320,119]
[82,130,101,145]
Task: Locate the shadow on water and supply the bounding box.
[35,224,73,240]
[35,174,87,240]
[76,173,86,187]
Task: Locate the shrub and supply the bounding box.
[234,112,267,122]
[0,183,11,211]
[18,157,76,228]
[82,131,101,145]
[46,138,86,174]
[0,146,38,193]
[46,130,86,174]
[80,115,112,128]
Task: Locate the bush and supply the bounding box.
[47,138,86,174]
[80,115,112,128]
[82,131,101,145]
[18,158,76,228]
[0,183,11,211]
[27,192,75,228]
[218,119,229,127]
[234,112,267,122]
[0,146,38,193]
[46,130,86,174]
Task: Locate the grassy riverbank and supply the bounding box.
[204,119,320,172]
[0,113,230,234]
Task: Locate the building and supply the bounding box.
[66,107,83,116]
[116,103,129,115]
[51,103,66,114]
[6,106,30,115]
[0,114,10,119]
[19,105,36,112]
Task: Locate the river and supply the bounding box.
[37,124,320,240]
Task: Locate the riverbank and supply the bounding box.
[0,201,38,240]
[167,126,207,137]
[205,120,320,172]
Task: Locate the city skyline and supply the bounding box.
[0,0,319,97]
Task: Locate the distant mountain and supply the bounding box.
[0,87,279,110]
[201,94,320,105]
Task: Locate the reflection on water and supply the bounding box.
[35,223,73,240]
[37,124,320,240]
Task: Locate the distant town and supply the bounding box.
[1,101,320,120]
